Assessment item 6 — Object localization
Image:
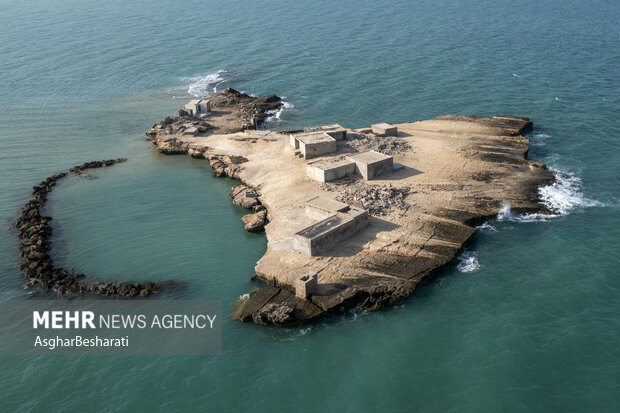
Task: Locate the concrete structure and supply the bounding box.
[185,99,211,118]
[371,123,398,136]
[305,124,347,141]
[293,208,368,256]
[305,196,350,220]
[290,132,337,159]
[306,159,356,183]
[346,151,394,180]
[290,134,300,149]
[295,273,318,299]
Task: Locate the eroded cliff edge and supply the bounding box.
[147,89,555,326]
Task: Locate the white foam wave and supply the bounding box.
[528,132,550,147]
[476,222,497,233]
[496,202,553,223]
[457,250,480,272]
[496,169,603,222]
[265,100,295,123]
[187,70,227,97]
[539,169,603,215]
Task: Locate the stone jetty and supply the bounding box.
[13,159,169,297]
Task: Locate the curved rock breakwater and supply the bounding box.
[13,159,167,297]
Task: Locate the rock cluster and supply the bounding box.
[209,88,283,129]
[230,185,268,232]
[341,132,412,155]
[13,159,166,297]
[335,183,411,216]
[146,117,212,143]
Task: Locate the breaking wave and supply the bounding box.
[528,132,550,147]
[539,169,603,214]
[187,70,227,97]
[265,100,295,123]
[457,250,480,272]
[497,169,603,222]
[476,222,497,233]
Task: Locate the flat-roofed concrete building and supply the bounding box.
[306,159,356,183]
[305,196,350,220]
[184,99,211,118]
[293,208,368,256]
[305,124,347,141]
[290,132,337,159]
[346,151,394,180]
[371,122,398,136]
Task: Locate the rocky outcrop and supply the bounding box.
[13,159,172,297]
[242,210,268,232]
[230,185,269,233]
[231,286,322,326]
[230,185,260,209]
[146,89,282,146]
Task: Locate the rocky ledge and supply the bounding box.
[13,159,175,297]
[146,100,555,326]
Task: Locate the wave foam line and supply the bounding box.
[265,100,295,123]
[457,250,480,273]
[187,70,227,97]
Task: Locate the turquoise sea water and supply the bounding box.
[1,0,619,411]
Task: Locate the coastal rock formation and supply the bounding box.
[147,106,555,326]
[230,184,269,232]
[13,159,170,297]
[242,210,268,233]
[145,88,282,145]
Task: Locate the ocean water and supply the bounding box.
[1,0,619,411]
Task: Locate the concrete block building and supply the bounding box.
[290,132,337,159]
[293,208,368,256]
[306,159,356,183]
[346,151,394,180]
[371,123,398,136]
[304,196,350,220]
[184,99,211,118]
[311,124,347,140]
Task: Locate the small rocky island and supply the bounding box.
[147,88,555,326]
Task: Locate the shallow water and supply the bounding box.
[1,0,619,411]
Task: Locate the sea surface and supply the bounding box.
[1,0,619,411]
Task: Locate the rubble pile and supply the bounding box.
[341,132,412,155]
[335,183,411,216]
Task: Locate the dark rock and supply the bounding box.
[13,159,164,299]
[252,303,294,325]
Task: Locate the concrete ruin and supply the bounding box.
[290,132,337,159]
[305,124,347,141]
[346,151,394,180]
[293,207,368,256]
[306,159,356,183]
[185,99,211,118]
[295,273,318,299]
[304,196,350,220]
[372,123,398,136]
